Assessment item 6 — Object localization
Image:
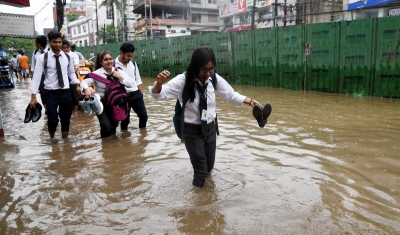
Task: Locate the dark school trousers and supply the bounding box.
[39,75,46,105]
[45,89,72,133]
[184,122,217,188]
[96,98,118,138]
[121,90,148,129]
[70,84,79,106]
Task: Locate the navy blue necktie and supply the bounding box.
[54,55,64,88]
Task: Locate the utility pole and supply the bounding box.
[283,0,287,26]
[144,0,147,40]
[95,0,99,45]
[250,0,256,29]
[103,23,106,44]
[149,0,153,39]
[273,0,278,27]
[121,0,126,42]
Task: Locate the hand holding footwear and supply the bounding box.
[83,97,93,115]
[252,103,272,128]
[91,94,104,115]
[31,103,42,122]
[24,104,32,123]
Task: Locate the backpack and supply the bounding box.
[87,67,130,122]
[173,72,219,142]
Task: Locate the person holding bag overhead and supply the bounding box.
[80,51,133,138]
[149,46,272,188]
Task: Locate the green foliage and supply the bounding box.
[96,23,118,43]
[66,13,81,22]
[0,37,36,59]
[99,0,121,10]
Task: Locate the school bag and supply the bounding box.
[173,72,219,142]
[87,67,130,122]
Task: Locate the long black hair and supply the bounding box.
[186,46,216,102]
[95,51,112,70]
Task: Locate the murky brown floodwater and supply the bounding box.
[0,77,399,234]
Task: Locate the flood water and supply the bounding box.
[0,77,399,234]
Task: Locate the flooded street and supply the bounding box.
[1,78,399,234]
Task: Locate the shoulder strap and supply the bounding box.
[210,73,217,90]
[65,52,70,65]
[44,52,48,71]
[88,72,111,84]
[132,60,137,75]
[34,48,39,55]
[42,51,49,79]
[180,72,188,142]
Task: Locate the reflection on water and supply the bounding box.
[0,78,399,234]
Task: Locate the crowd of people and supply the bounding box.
[27,30,272,187]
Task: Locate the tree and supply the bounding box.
[66,13,81,22]
[99,0,121,40]
[95,23,117,44]
[55,0,67,32]
[0,37,35,59]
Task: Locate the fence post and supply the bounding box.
[0,107,4,138]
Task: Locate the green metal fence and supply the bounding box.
[78,16,400,97]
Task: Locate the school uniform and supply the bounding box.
[149,73,246,187]
[31,46,50,105]
[115,56,148,129]
[67,51,80,106]
[80,67,133,138]
[30,50,79,133]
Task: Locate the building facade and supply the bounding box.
[132,0,222,40]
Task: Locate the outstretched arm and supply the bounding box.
[152,70,170,93]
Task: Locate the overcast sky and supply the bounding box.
[1,0,71,35]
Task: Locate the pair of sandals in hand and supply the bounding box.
[253,103,272,128]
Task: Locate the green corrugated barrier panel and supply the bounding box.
[138,40,151,77]
[77,16,400,97]
[149,38,161,78]
[277,25,304,90]
[305,22,338,93]
[170,36,185,77]
[339,18,375,96]
[232,30,255,85]
[375,17,400,98]
[214,32,233,83]
[254,27,277,87]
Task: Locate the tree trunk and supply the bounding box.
[112,4,116,40]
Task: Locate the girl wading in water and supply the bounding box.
[149,46,271,187]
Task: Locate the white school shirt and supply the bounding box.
[79,66,133,98]
[149,73,246,125]
[30,50,79,94]
[115,56,139,92]
[69,51,80,67]
[31,46,49,72]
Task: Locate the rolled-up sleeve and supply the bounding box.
[214,74,246,106]
[119,69,133,88]
[80,76,93,94]
[148,74,185,100]
[135,63,142,86]
[68,58,79,85]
